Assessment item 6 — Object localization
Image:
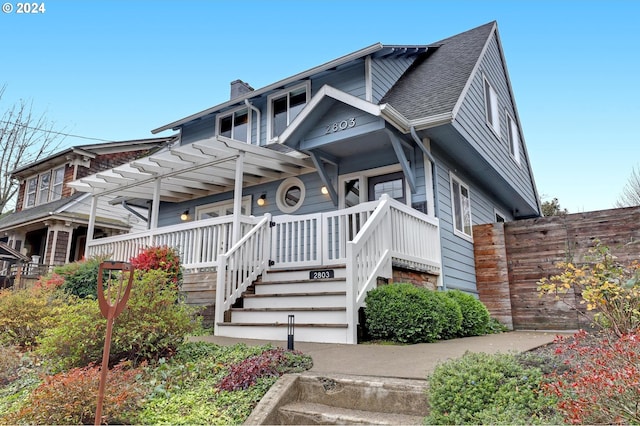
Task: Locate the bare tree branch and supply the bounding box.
[615,165,640,208]
[0,84,66,213]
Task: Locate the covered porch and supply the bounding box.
[70,136,442,343]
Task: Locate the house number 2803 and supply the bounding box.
[325,117,356,134]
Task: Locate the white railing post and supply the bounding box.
[214,252,228,335]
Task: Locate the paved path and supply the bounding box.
[193,331,570,380]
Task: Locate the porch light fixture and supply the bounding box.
[180,209,189,221]
[321,186,329,195]
[257,194,267,207]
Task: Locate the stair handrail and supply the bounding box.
[214,213,272,334]
[345,194,393,344]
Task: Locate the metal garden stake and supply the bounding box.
[94,261,134,426]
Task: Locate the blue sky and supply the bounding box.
[1,0,638,213]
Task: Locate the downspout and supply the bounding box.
[410,126,440,218]
[121,200,148,223]
[245,99,261,146]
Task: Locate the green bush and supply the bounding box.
[36,269,201,372]
[0,287,66,349]
[445,290,490,337]
[54,257,104,299]
[364,283,449,343]
[435,292,463,340]
[426,352,560,425]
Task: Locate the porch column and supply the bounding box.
[86,195,98,245]
[232,151,245,244]
[150,178,161,230]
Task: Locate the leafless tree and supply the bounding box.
[0,84,65,213]
[615,165,640,208]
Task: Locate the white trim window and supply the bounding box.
[24,166,66,209]
[217,107,250,143]
[450,173,472,240]
[494,209,507,223]
[276,177,305,213]
[25,176,37,208]
[51,167,64,201]
[267,82,310,141]
[195,196,252,220]
[507,113,521,165]
[483,75,500,135]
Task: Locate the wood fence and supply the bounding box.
[473,206,640,330]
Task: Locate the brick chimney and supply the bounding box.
[230,79,254,100]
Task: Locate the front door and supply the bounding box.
[367,171,406,203]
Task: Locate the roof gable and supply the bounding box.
[380,22,495,122]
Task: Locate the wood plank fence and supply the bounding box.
[473,206,640,330]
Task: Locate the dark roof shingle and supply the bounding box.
[380,21,495,120]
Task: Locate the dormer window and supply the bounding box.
[24,166,65,209]
[267,82,310,141]
[218,108,249,143]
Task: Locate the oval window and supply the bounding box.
[276,177,305,213]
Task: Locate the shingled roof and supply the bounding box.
[380,21,495,121]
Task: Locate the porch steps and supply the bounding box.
[245,373,429,425]
[216,265,351,343]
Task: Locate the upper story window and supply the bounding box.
[450,172,472,240]
[483,75,500,135]
[267,82,310,141]
[218,108,249,143]
[24,166,65,209]
[507,113,521,165]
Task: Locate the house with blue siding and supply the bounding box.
[70,21,540,344]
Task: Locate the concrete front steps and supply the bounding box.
[216,266,351,343]
[246,373,429,425]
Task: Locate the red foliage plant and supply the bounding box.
[217,348,301,391]
[130,245,182,286]
[544,330,640,425]
[33,272,65,291]
[5,361,146,425]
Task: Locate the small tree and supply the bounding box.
[615,165,640,207]
[541,197,568,216]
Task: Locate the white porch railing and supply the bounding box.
[345,194,441,343]
[214,214,272,334]
[269,201,378,268]
[86,215,259,270]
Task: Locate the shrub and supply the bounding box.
[426,352,560,425]
[131,245,183,286]
[3,362,146,425]
[36,269,201,371]
[0,346,23,386]
[435,291,463,340]
[0,287,66,349]
[217,348,313,391]
[543,330,640,425]
[54,257,104,299]
[445,289,490,337]
[538,241,640,337]
[364,283,449,343]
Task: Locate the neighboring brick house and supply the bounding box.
[0,137,175,277]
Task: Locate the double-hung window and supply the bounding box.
[450,173,472,239]
[25,177,37,208]
[24,166,66,209]
[484,75,500,135]
[218,108,249,143]
[507,113,521,165]
[267,82,309,141]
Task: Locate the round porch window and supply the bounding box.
[276,177,305,213]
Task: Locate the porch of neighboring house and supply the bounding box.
[70,136,442,344]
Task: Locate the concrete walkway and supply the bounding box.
[193,331,569,380]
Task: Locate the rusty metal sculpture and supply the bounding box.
[94,261,134,426]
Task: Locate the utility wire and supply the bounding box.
[0,120,117,143]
